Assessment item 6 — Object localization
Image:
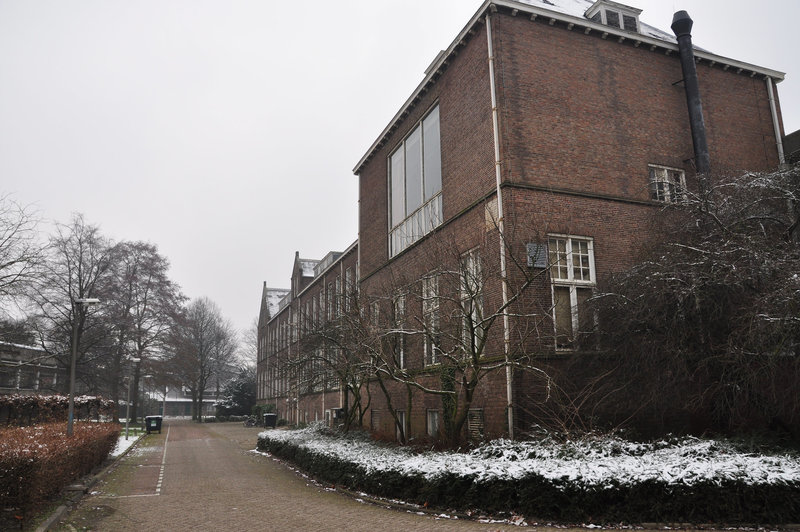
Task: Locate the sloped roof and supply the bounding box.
[298,259,318,277]
[259,283,290,324]
[266,288,290,318]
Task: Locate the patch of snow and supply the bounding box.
[258,427,800,489]
[266,288,290,317]
[299,259,319,277]
[110,433,141,457]
[517,0,678,45]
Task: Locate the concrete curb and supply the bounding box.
[34,432,146,532]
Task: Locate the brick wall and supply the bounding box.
[256,4,792,442]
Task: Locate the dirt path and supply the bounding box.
[55,419,558,531]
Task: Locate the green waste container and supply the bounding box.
[263,413,277,428]
[145,415,163,434]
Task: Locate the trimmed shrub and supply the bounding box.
[214,415,249,422]
[0,422,120,523]
[257,430,800,524]
[0,394,116,426]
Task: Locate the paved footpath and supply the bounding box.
[55,419,565,531]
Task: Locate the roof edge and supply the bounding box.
[352,0,786,175]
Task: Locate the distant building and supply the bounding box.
[141,386,218,418]
[257,245,357,423]
[0,341,66,396]
[785,129,800,164]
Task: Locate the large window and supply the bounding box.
[422,274,440,366]
[427,410,440,437]
[461,249,484,354]
[648,165,686,203]
[393,293,406,369]
[344,267,353,312]
[389,105,443,257]
[548,236,596,349]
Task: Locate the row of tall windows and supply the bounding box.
[262,235,601,402]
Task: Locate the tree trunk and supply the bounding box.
[110,353,121,423]
[130,362,141,423]
[197,379,205,422]
[190,388,198,421]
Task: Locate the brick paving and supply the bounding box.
[54,419,562,531]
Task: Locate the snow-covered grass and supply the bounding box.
[259,424,800,488]
[109,430,144,457]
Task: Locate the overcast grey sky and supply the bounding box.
[1,0,797,335]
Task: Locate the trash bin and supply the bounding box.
[263,413,277,428]
[145,415,163,434]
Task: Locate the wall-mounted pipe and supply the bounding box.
[765,76,786,166]
[671,11,711,180]
[486,11,514,440]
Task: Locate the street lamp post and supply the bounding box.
[67,297,100,437]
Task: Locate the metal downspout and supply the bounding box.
[486,11,514,440]
[766,76,786,166]
[671,11,711,182]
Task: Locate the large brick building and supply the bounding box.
[258,0,788,441]
[257,244,358,424]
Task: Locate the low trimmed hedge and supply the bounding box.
[0,422,120,523]
[214,415,249,422]
[257,432,800,524]
[0,394,116,426]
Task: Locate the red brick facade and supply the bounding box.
[257,243,358,424]
[260,0,786,442]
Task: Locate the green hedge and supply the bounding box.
[0,394,116,426]
[257,434,800,524]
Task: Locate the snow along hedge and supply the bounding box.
[257,424,800,523]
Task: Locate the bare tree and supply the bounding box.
[0,194,42,317]
[237,317,259,366]
[167,297,237,421]
[99,241,184,422]
[584,165,800,437]
[322,229,554,446]
[296,297,375,431]
[27,214,115,392]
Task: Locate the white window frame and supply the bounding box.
[648,164,686,203]
[396,410,406,442]
[422,274,440,366]
[426,410,440,437]
[344,267,353,312]
[335,276,341,317]
[393,293,406,369]
[586,2,640,32]
[461,249,484,354]
[370,300,380,327]
[548,235,596,350]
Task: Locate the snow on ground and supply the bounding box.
[110,432,142,457]
[259,425,800,488]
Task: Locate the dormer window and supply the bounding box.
[585,0,641,33]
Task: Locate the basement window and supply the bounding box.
[585,1,641,33]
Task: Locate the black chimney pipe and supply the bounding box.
[671,11,711,177]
